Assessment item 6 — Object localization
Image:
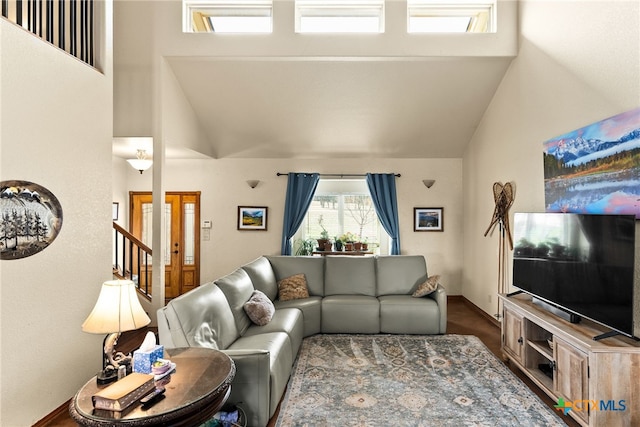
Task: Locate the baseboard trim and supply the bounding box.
[448,295,501,329]
[34,399,71,427]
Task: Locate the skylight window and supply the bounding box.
[296,0,384,33]
[184,0,272,33]
[408,1,495,33]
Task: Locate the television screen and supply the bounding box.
[512,212,636,337]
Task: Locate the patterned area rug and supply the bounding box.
[275,335,565,427]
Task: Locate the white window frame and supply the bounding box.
[183,0,273,33]
[407,0,495,33]
[295,0,385,34]
[294,179,390,255]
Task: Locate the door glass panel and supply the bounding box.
[141,203,153,246]
[184,202,195,265]
[165,203,172,265]
[141,202,154,266]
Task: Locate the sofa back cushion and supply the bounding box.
[163,282,239,350]
[376,255,428,295]
[215,268,255,335]
[266,256,325,296]
[324,256,376,296]
[242,256,278,300]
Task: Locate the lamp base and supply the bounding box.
[96,368,118,385]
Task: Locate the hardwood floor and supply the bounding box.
[44,299,577,427]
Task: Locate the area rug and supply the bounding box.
[275,335,565,426]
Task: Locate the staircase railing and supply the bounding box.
[113,222,152,299]
[2,0,98,69]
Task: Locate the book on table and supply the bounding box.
[92,372,155,411]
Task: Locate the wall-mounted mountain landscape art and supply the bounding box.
[0,180,63,260]
[543,107,640,218]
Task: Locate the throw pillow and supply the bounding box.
[243,290,275,326]
[412,275,440,297]
[278,273,310,301]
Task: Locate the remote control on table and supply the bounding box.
[140,388,166,407]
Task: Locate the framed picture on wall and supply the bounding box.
[238,206,268,231]
[543,106,640,218]
[414,207,443,232]
[1,180,64,260]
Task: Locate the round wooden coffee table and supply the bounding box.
[69,347,235,426]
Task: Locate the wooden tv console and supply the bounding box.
[499,293,640,427]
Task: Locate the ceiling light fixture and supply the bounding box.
[127,149,153,174]
[247,180,260,189]
[423,179,436,188]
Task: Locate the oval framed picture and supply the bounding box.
[1,180,63,260]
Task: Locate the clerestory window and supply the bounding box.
[184,0,273,33]
[407,0,495,33]
[183,0,496,34]
[295,0,385,33]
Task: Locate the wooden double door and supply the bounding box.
[130,192,200,303]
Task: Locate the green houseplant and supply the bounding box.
[317,215,330,251]
[294,238,316,256]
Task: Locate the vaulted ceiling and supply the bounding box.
[113,1,517,160]
[165,56,512,158]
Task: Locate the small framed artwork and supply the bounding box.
[414,207,443,232]
[238,206,268,231]
[112,202,119,221]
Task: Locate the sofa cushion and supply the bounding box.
[243,308,304,357]
[244,290,275,326]
[160,282,239,350]
[324,256,376,296]
[376,255,428,296]
[278,274,310,301]
[379,295,441,334]
[321,295,380,333]
[412,275,440,297]
[215,268,255,335]
[275,297,322,337]
[266,256,325,296]
[242,256,278,301]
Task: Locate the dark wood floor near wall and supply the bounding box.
[44,298,578,427]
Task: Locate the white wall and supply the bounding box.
[120,157,464,293]
[0,8,113,426]
[462,1,640,316]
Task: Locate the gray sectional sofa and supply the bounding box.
[157,255,446,426]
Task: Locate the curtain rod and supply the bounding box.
[276,173,401,178]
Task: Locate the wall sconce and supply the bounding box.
[246,180,260,189]
[422,179,436,189]
[127,149,153,174]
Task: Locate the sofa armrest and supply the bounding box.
[221,349,271,427]
[428,283,447,333]
[156,307,178,349]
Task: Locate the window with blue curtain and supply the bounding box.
[280,173,320,255]
[366,173,401,255]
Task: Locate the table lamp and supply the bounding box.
[82,280,151,384]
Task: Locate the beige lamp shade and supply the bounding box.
[82,280,151,334]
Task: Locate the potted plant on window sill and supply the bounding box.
[334,236,343,252]
[294,238,316,256]
[317,215,330,251]
[340,232,357,251]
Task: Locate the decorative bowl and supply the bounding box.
[151,359,172,375]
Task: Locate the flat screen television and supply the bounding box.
[512,212,638,340]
